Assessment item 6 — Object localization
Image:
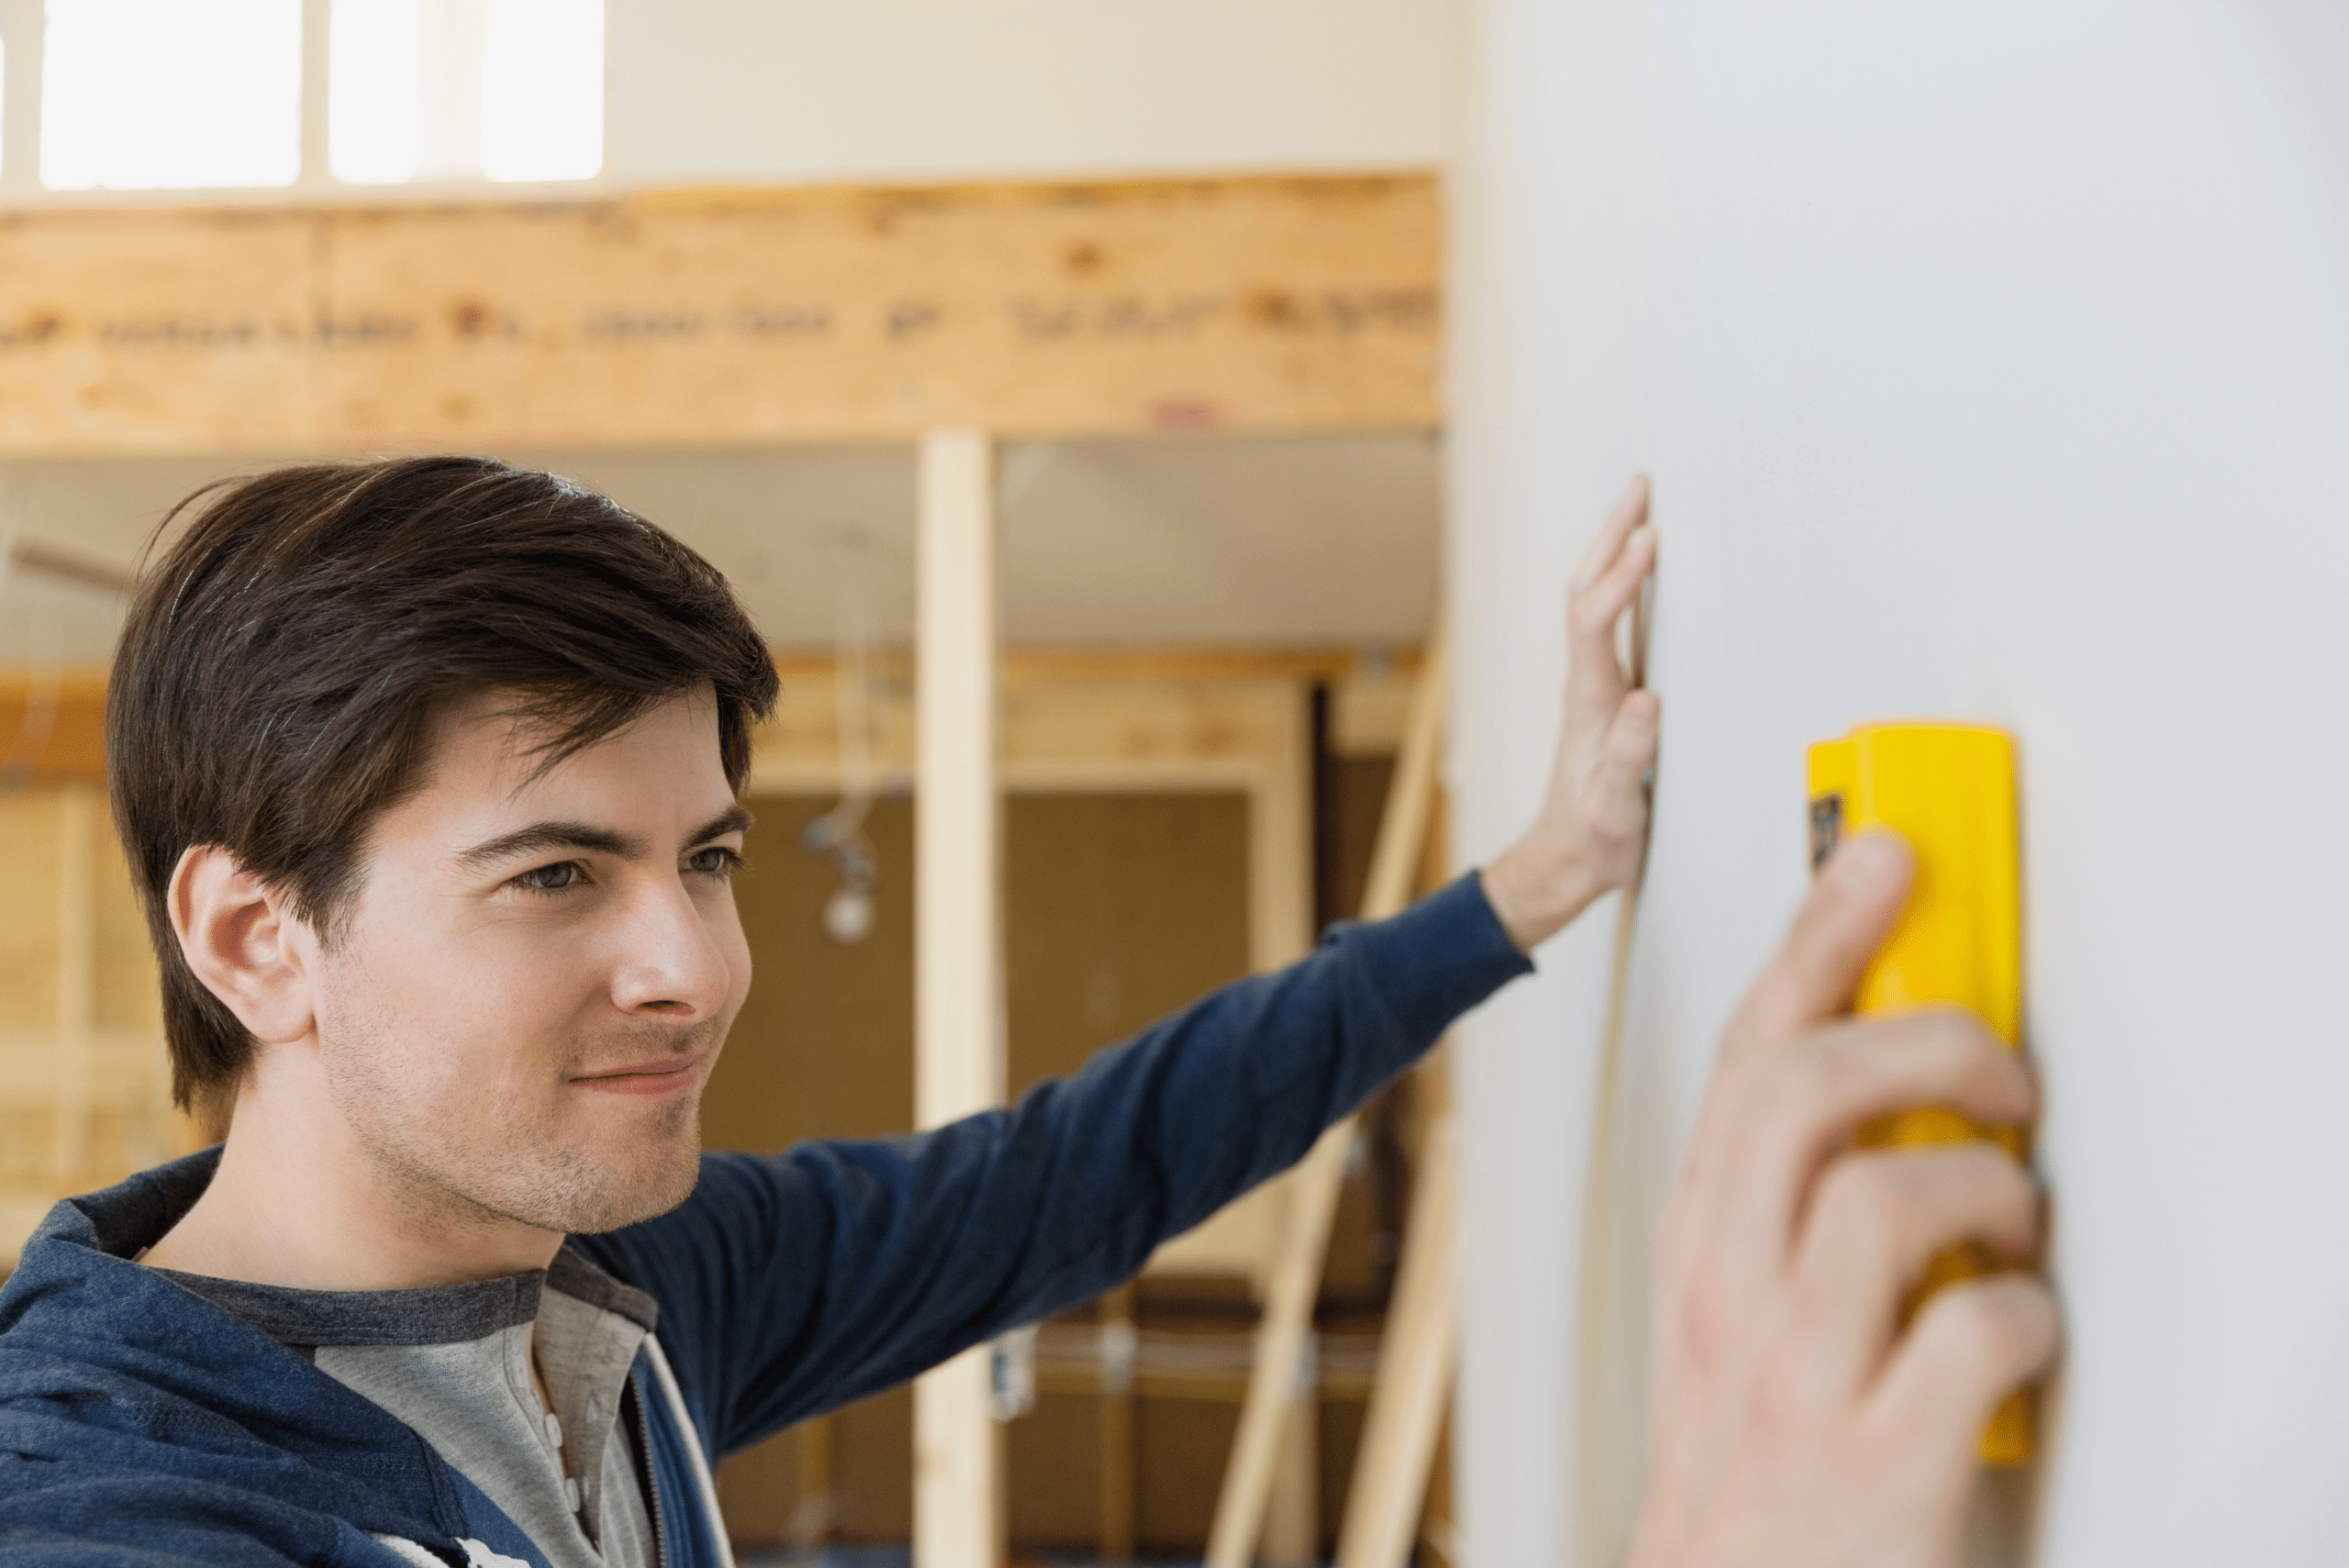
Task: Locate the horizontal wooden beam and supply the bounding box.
[0,177,1441,455]
[0,647,1421,789]
[0,646,1423,789]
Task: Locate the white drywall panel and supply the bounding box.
[1448,3,2349,1565]
[605,0,1461,184]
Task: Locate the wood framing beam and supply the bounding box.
[911,428,1004,1568]
[48,786,95,1187]
[0,646,1419,795]
[0,176,1440,455]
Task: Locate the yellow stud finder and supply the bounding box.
[1806,722,2034,1465]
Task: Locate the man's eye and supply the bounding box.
[515,861,587,893]
[685,846,742,878]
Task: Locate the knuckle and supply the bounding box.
[1922,1276,2053,1375]
[1812,1153,1907,1256]
[1942,1292,2021,1366]
[1742,1045,1850,1158]
[1927,1144,2038,1250]
[1789,1035,1870,1118]
[1918,1004,2003,1065]
[1748,1343,1823,1440]
[1975,1143,2038,1209]
[1675,1283,1738,1381]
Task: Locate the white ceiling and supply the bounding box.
[0,434,1442,665]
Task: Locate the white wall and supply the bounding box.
[606,0,1460,184]
[1448,4,2349,1565]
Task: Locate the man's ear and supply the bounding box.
[169,846,318,1048]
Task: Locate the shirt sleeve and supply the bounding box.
[570,872,1532,1460]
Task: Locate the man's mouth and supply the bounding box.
[570,1057,702,1096]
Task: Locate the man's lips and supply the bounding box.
[569,1057,703,1096]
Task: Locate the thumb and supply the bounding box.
[1589,690,1661,830]
[1722,830,1914,1060]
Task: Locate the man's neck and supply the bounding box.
[141,1057,564,1291]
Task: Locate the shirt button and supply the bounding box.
[564,1476,584,1513]
[545,1412,564,1450]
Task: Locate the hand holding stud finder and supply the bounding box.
[1627,830,2056,1568]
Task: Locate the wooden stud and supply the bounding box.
[1247,680,1317,975]
[1240,679,1320,1566]
[0,177,1439,455]
[49,786,96,1189]
[1264,1384,1320,1567]
[912,428,1004,1568]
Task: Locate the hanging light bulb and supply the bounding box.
[821,885,874,944]
[804,529,881,944]
[804,813,878,945]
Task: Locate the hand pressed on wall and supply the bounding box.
[1481,473,1662,952]
[1629,831,2059,1568]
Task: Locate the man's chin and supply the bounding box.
[540,1144,704,1235]
[565,1160,703,1234]
[445,1131,705,1238]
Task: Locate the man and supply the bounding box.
[0,458,2052,1567]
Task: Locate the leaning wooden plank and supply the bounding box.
[0,177,1439,455]
[1333,1112,1460,1568]
[911,428,1004,1568]
[1202,627,1448,1568]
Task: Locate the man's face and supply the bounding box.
[310,687,752,1237]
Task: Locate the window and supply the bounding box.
[328,0,422,183]
[330,0,599,186]
[41,0,303,190]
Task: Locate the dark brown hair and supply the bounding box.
[107,455,779,1116]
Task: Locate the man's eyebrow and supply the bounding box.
[686,804,756,846]
[457,820,648,871]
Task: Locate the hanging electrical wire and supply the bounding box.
[802,528,880,943]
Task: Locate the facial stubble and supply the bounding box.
[320,980,714,1240]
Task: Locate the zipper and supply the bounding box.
[642,1338,738,1568]
[626,1373,672,1568]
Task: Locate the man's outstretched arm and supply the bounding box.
[575,479,1662,1457]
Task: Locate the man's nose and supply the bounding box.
[607,879,730,1019]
